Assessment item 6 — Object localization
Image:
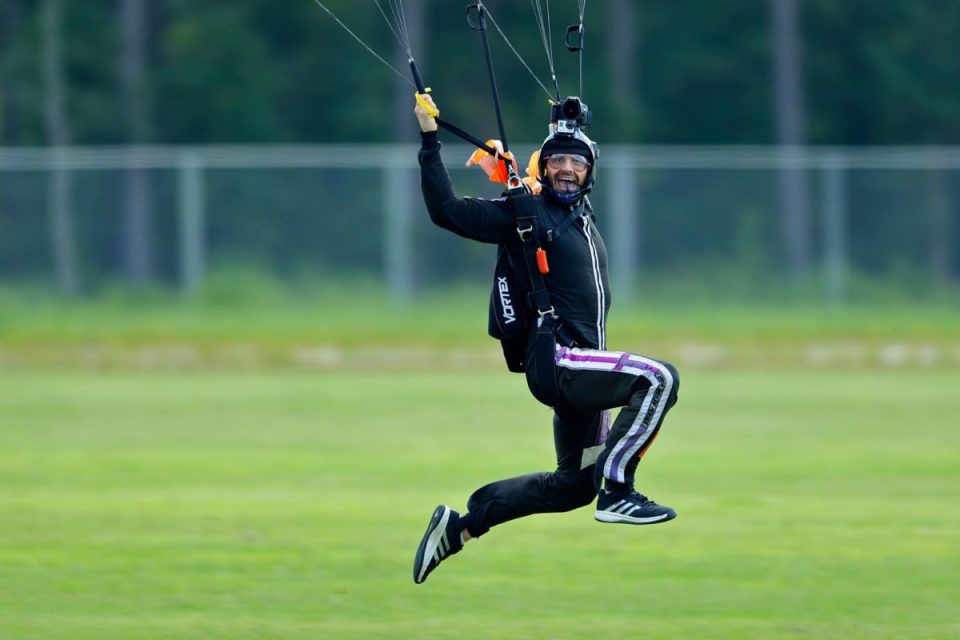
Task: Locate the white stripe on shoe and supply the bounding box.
[609,500,626,512]
[417,506,451,583]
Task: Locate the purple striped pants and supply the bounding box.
[555,346,680,485]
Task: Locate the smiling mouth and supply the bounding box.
[554,175,579,192]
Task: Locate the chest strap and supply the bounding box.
[506,188,583,407]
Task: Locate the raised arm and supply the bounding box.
[415,94,514,244]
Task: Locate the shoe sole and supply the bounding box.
[413,505,451,584]
[594,509,676,525]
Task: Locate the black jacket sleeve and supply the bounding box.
[418,131,515,244]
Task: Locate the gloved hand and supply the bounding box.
[414,92,439,132]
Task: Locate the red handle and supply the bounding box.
[536,248,550,274]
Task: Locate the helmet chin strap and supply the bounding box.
[543,181,592,206]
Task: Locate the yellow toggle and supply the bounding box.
[415,89,439,119]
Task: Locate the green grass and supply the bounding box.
[1,368,958,639]
[2,286,959,372]
[3,280,960,344]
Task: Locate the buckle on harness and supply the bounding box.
[517,225,533,242]
[538,306,556,319]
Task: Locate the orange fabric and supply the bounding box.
[523,149,542,194]
[465,140,518,185]
[465,142,543,195]
[526,149,542,180]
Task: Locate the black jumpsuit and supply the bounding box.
[419,131,680,537]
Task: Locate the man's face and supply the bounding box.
[543,153,590,194]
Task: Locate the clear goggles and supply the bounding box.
[545,153,591,171]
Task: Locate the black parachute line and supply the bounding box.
[308,0,499,155]
[530,0,562,101]
[480,5,557,101]
[309,0,415,89]
[572,0,587,97]
[373,0,411,56]
[467,1,511,154]
[529,0,590,101]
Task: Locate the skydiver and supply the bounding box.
[412,92,681,584]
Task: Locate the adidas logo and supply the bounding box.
[609,499,640,516]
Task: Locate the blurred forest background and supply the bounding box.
[0,0,958,300]
[4,1,959,146]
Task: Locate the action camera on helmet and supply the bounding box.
[550,97,592,133]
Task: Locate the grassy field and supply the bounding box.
[2,290,959,374]
[1,367,958,639]
[4,289,960,345]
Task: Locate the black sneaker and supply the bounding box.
[413,504,463,584]
[594,489,676,525]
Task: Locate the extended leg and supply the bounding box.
[413,406,608,583]
[458,406,609,537]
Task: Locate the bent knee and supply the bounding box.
[548,470,597,511]
[659,360,679,387]
[659,360,680,406]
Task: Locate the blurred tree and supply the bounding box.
[771,0,812,279]
[0,0,24,280]
[637,3,771,144]
[119,0,154,285]
[1,0,24,145]
[927,171,953,284]
[156,1,284,142]
[607,0,638,139]
[0,1,958,147]
[805,1,960,144]
[42,0,78,295]
[389,0,423,299]
[803,1,957,283]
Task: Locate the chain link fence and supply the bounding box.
[1,144,957,303]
